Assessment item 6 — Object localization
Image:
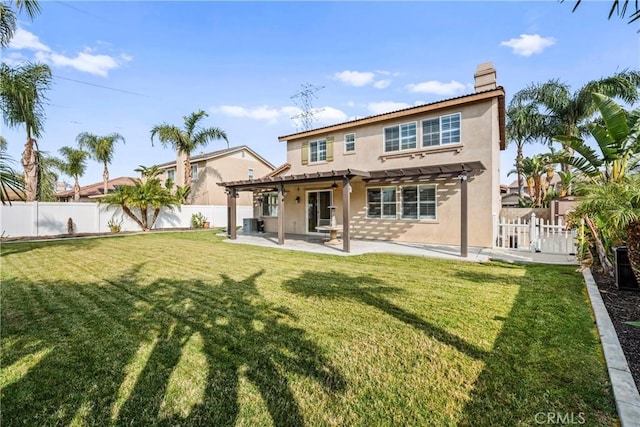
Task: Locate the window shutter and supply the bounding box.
[326,137,334,162]
[301,141,309,165]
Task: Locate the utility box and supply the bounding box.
[243,218,258,233]
[614,246,639,291]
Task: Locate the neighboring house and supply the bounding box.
[157,145,275,205]
[56,177,137,202]
[501,175,562,207]
[220,62,506,254]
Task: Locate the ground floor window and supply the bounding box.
[261,192,278,217]
[367,187,397,219]
[401,185,436,219]
[367,184,437,220]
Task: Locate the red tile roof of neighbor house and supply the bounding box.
[56,177,137,199]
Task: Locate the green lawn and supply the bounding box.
[1,231,616,426]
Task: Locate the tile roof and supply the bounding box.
[56,177,137,198]
[155,145,275,169]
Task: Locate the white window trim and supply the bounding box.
[344,133,356,154]
[383,121,417,153]
[191,164,199,181]
[248,168,254,180]
[422,112,461,147]
[167,169,176,181]
[309,138,327,163]
[399,184,438,221]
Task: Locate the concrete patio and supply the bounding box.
[222,232,578,265]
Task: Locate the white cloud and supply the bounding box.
[315,106,348,124]
[36,49,131,77]
[333,70,376,87]
[1,52,28,66]
[373,79,391,89]
[366,101,411,115]
[405,80,467,96]
[500,34,556,56]
[9,27,50,51]
[8,27,131,76]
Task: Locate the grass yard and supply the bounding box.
[1,231,616,426]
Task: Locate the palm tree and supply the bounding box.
[57,146,89,201]
[0,62,52,201]
[150,110,228,189]
[101,165,179,231]
[513,70,640,172]
[1,0,41,48]
[563,0,640,24]
[506,99,548,197]
[35,149,59,201]
[0,136,25,204]
[76,132,125,196]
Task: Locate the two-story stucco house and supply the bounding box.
[220,63,505,255]
[157,145,275,206]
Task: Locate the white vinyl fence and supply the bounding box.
[495,213,577,255]
[0,202,253,238]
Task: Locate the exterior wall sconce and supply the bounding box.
[295,196,300,203]
[331,181,339,189]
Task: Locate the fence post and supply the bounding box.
[530,212,537,252]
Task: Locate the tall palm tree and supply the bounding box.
[34,149,59,201]
[513,70,640,172]
[150,110,228,188]
[1,0,41,48]
[0,62,52,201]
[563,0,640,24]
[76,132,125,196]
[506,99,548,197]
[57,146,89,201]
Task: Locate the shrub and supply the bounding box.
[191,212,207,228]
[107,218,122,233]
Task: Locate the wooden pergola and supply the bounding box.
[219,161,485,256]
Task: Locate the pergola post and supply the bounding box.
[342,177,351,253]
[228,188,237,240]
[277,183,285,245]
[460,172,468,257]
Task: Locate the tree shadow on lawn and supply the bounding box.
[282,270,488,361]
[1,266,345,426]
[456,264,616,426]
[0,235,106,257]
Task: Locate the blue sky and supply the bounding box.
[1,1,639,188]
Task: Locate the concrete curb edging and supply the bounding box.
[583,269,640,427]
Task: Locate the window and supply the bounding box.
[384,122,416,152]
[344,133,356,153]
[192,164,199,181]
[401,185,436,219]
[248,168,254,180]
[167,169,175,182]
[261,192,278,217]
[309,139,327,162]
[367,187,397,219]
[422,113,461,147]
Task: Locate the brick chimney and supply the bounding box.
[474,62,497,92]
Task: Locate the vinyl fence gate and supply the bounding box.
[495,213,577,255]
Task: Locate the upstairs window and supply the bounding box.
[192,164,199,181]
[344,133,356,153]
[422,113,461,147]
[384,122,416,152]
[248,168,254,180]
[167,169,175,182]
[309,139,327,162]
